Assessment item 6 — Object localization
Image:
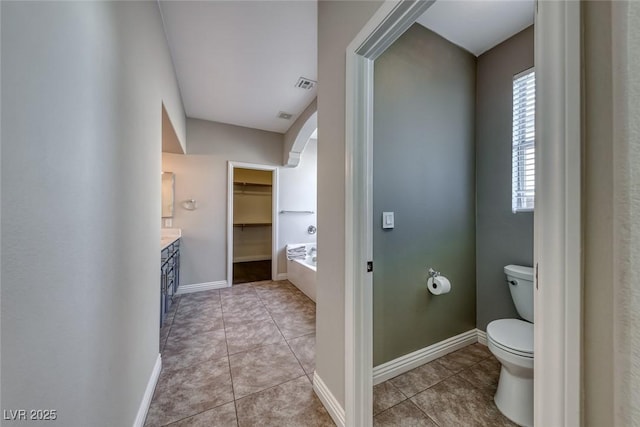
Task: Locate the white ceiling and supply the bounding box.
[416,0,534,57]
[159,1,317,134]
[159,1,531,134]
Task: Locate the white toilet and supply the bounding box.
[487,265,534,427]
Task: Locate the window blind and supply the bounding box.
[512,69,535,213]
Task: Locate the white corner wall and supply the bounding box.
[317,0,384,408]
[277,138,317,276]
[1,2,185,425]
[283,98,317,167]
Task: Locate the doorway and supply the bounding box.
[227,162,279,286]
[343,1,582,426]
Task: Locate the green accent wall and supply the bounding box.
[373,24,477,366]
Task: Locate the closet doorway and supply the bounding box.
[226,162,279,286]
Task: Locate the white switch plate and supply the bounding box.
[382,212,394,229]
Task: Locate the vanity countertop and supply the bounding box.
[161,228,181,251]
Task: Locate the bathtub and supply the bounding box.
[287,243,316,302]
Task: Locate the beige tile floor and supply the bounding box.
[373,344,518,426]
[150,281,516,427]
[146,280,334,427]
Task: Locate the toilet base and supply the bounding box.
[494,365,533,427]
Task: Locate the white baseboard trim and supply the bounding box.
[275,273,288,281]
[476,328,487,346]
[133,354,161,427]
[313,372,345,427]
[373,329,479,385]
[233,255,272,263]
[177,280,228,294]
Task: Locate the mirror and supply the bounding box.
[162,172,175,218]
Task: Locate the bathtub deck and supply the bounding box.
[287,258,316,302]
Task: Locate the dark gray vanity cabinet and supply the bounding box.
[160,239,180,325]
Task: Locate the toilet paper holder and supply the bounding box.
[428,267,441,278]
[427,267,452,295]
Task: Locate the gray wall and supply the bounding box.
[475,26,534,331]
[162,119,283,286]
[317,0,384,407]
[373,24,477,366]
[1,2,185,425]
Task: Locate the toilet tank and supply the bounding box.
[504,264,534,323]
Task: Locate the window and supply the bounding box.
[512,68,535,213]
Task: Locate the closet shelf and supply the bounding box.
[233,190,272,196]
[233,222,272,230]
[233,181,272,187]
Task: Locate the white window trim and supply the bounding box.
[512,67,536,213]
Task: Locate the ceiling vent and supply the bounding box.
[295,77,317,90]
[277,111,293,120]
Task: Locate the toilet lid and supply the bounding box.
[487,319,533,356]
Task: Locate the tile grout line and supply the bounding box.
[224,319,287,357]
[158,283,319,425]
[223,283,306,421]
[373,347,489,418]
[414,401,442,427]
[375,345,499,426]
[391,377,446,400]
[372,392,409,418]
[219,288,241,426]
[160,304,228,373]
[256,282,314,379]
[160,294,182,352]
[160,341,228,375]
[246,281,315,388]
[452,352,498,396]
[229,284,313,398]
[400,378,443,427]
[272,313,309,378]
[159,401,235,427]
[262,299,316,342]
[385,377,410,400]
[158,291,239,427]
[209,285,267,424]
[231,280,270,426]
[455,369,497,399]
[235,374,311,404]
[373,398,440,427]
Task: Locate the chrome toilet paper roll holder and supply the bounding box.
[428,267,441,278]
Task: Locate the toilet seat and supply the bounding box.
[487,319,533,359]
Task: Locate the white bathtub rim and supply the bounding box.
[287,259,316,302]
[292,257,317,272]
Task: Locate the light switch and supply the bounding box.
[382,212,394,229]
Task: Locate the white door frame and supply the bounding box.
[533,2,582,425]
[344,1,582,426]
[227,161,279,286]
